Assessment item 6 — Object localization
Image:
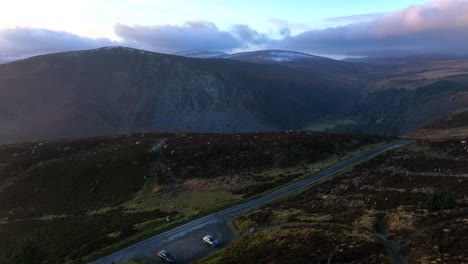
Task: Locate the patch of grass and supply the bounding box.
[305,118,359,132]
[86,207,118,216]
[36,214,68,220]
[106,231,122,239]
[386,210,417,234]
[171,190,244,216]
[353,212,377,232]
[133,218,167,231]
[298,214,333,223]
[122,194,171,213]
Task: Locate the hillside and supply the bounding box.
[0,47,364,145]
[1,48,468,144]
[364,56,468,91]
[0,131,382,263]
[198,140,468,263]
[408,108,468,139]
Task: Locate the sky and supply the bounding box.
[1,0,468,60]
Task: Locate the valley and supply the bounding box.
[2,1,468,264]
[0,48,467,264]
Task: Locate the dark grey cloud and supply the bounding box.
[0,27,115,52]
[115,21,265,53]
[278,26,468,57]
[276,0,468,56]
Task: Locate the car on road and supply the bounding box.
[203,235,220,247]
[157,250,176,263]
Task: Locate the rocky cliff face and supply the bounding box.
[151,68,270,132]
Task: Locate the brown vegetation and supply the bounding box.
[0,131,380,262]
[200,140,468,263]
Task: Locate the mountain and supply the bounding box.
[362,55,468,91]
[0,50,65,64]
[225,50,327,63]
[0,47,467,144]
[0,47,363,145]
[173,49,327,62]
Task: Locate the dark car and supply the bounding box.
[203,235,220,247]
[157,250,176,263]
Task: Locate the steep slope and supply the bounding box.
[1,48,468,144]
[350,80,468,136]
[0,47,365,145]
[407,108,468,139]
[226,51,468,136]
[364,55,468,91]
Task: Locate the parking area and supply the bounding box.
[132,220,236,263]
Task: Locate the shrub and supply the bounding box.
[0,237,56,264]
[428,190,456,210]
[249,208,274,225]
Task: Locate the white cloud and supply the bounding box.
[2,0,468,60]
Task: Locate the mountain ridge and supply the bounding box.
[0,46,467,144]
[0,47,363,144]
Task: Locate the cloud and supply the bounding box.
[323,12,386,24]
[230,24,269,45]
[0,27,116,52]
[0,27,117,63]
[113,0,468,56]
[277,0,468,56]
[2,0,468,60]
[115,21,267,53]
[263,17,309,37]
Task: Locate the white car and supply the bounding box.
[203,235,220,247]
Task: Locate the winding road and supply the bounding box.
[90,140,413,264]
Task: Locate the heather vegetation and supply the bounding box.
[0,237,56,264]
[0,132,381,263]
[198,140,468,263]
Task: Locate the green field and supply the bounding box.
[305,118,359,132]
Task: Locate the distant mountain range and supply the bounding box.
[0,46,467,144]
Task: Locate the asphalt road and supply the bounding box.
[89,140,413,264]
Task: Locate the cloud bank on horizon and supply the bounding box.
[1,0,468,61]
